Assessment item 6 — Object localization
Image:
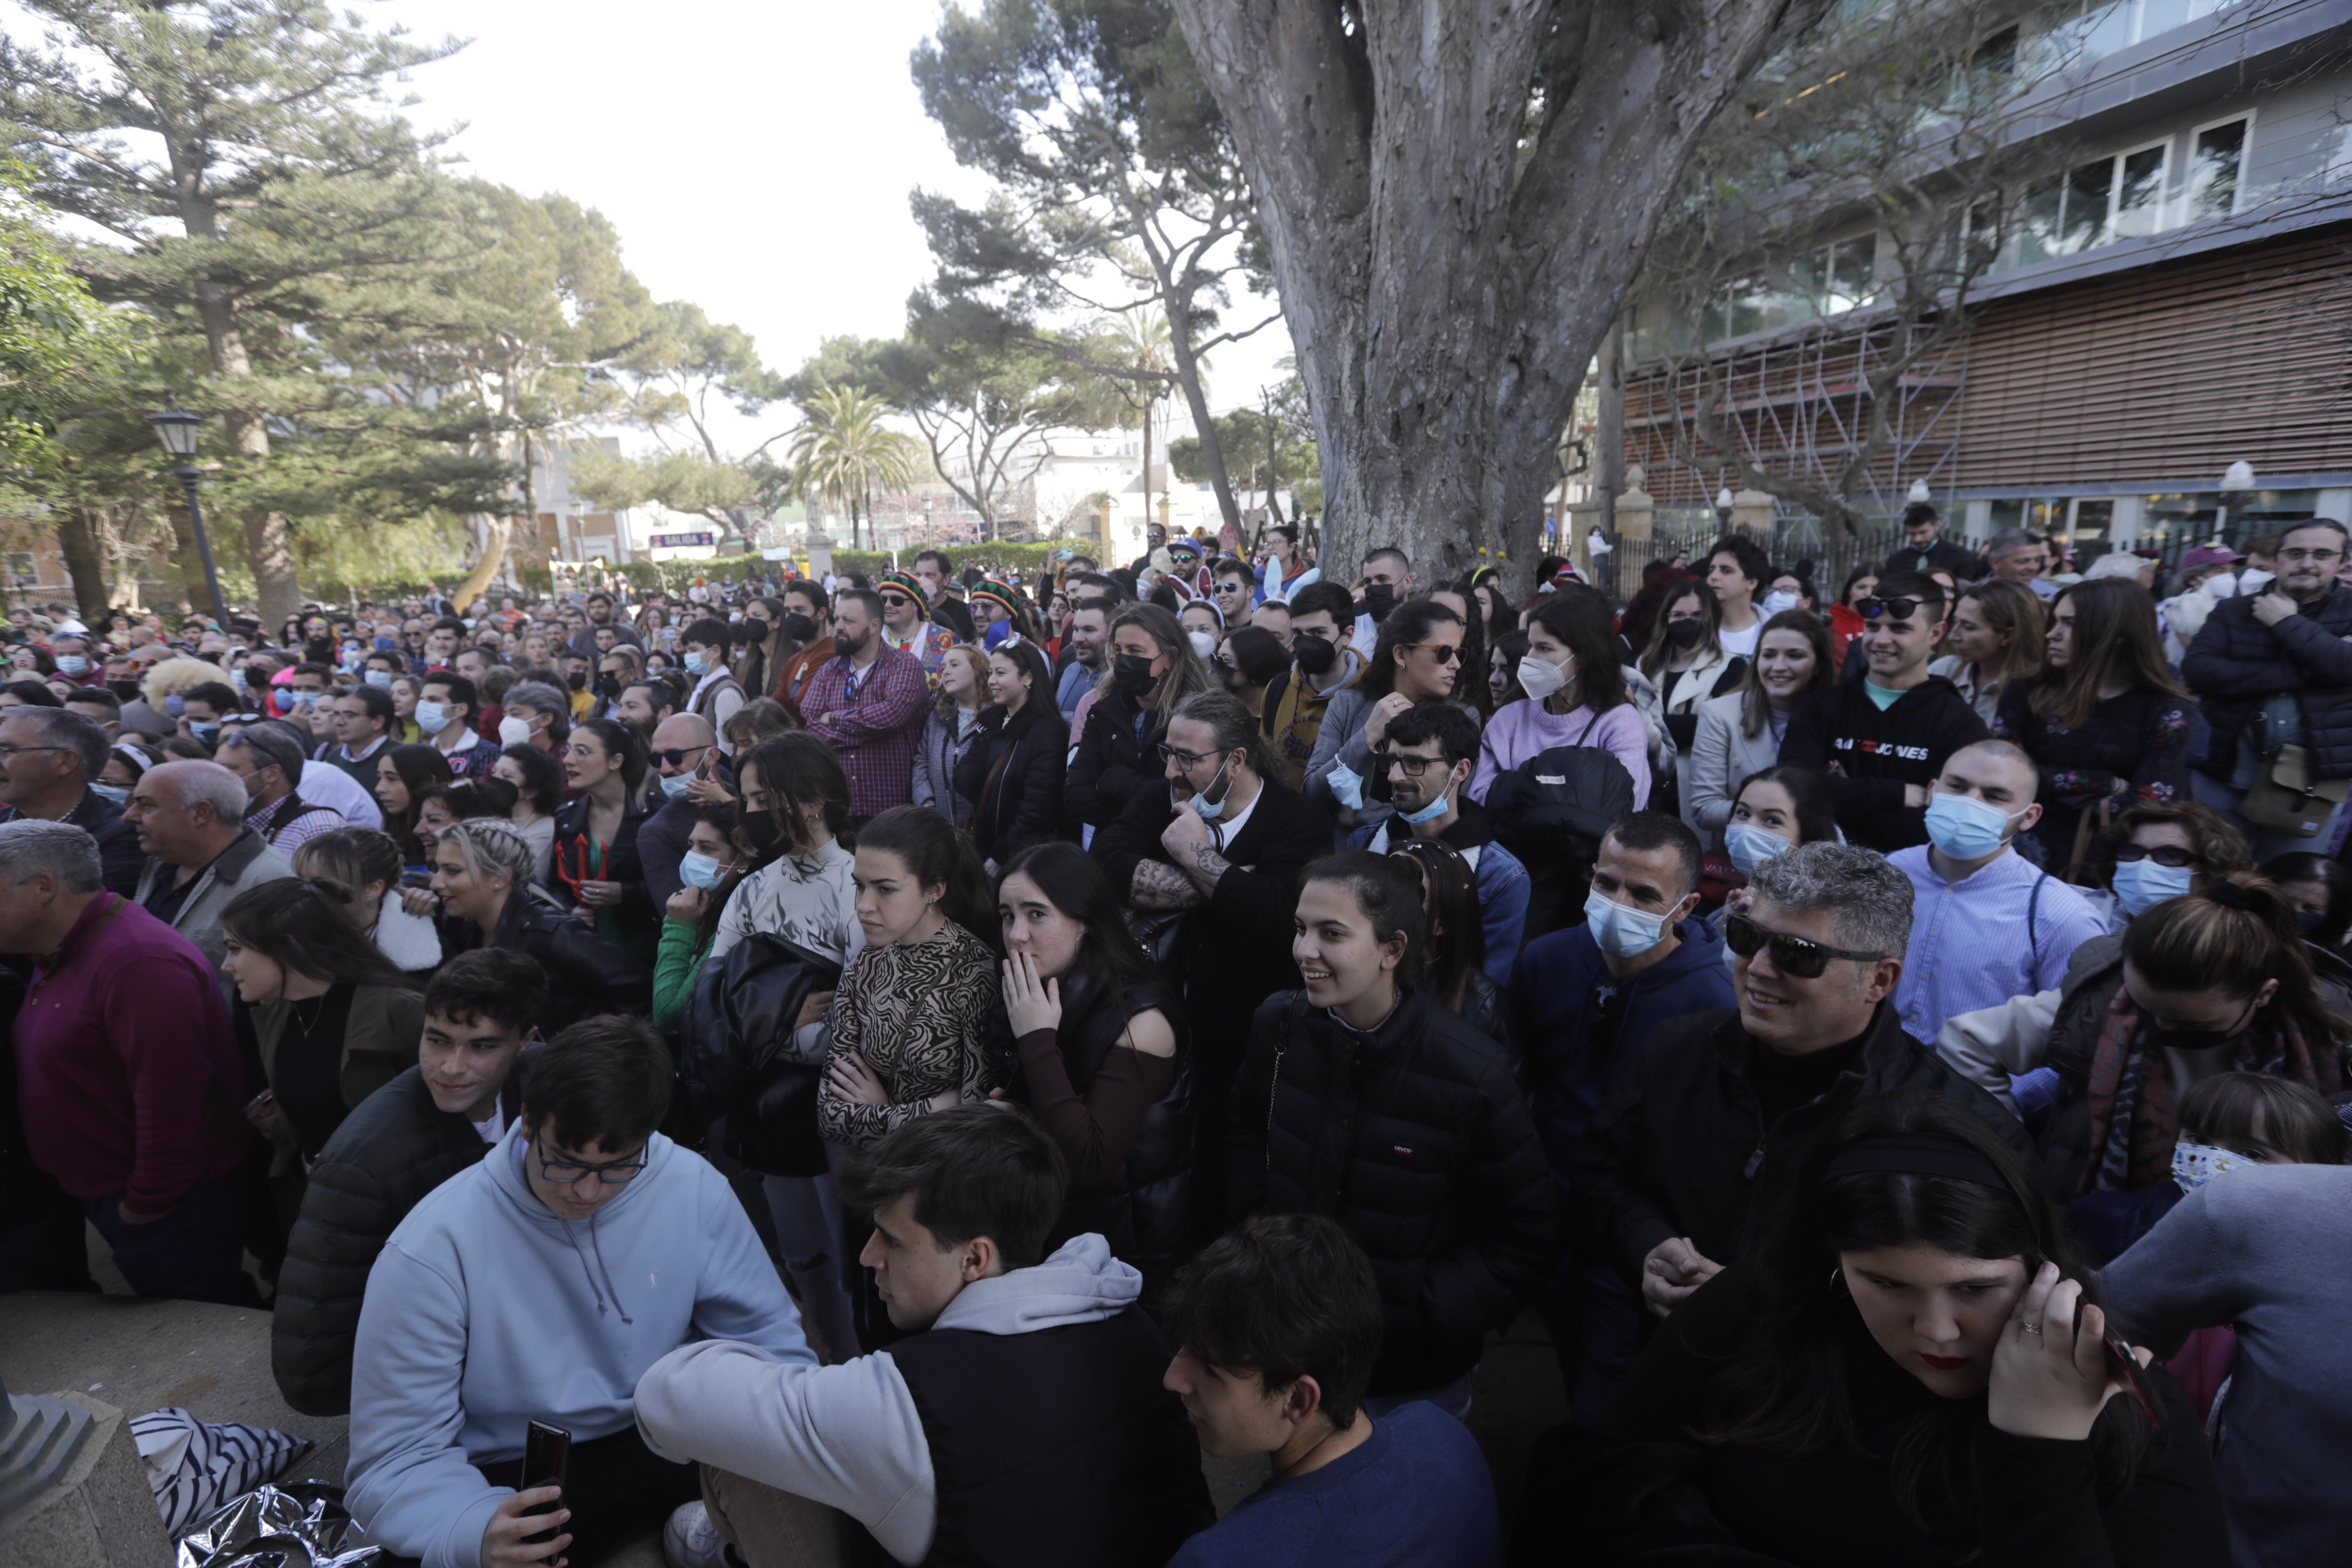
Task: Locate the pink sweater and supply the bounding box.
[1467,698,1652,808]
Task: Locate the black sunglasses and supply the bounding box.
[1855,596,1927,622]
[1722,912,1885,979]
[2113,842,2200,869]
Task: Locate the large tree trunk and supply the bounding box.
[193,279,300,624]
[1168,0,1819,597]
[454,515,512,614]
[163,497,211,615]
[1166,318,1243,537]
[56,507,112,624]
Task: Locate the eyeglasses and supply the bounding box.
[1156,743,1224,768]
[2278,547,2346,565]
[2113,842,2201,869]
[652,744,710,769]
[0,745,73,760]
[533,1137,648,1187]
[1722,912,1886,979]
[1373,749,1444,778]
[1855,597,1926,622]
[1402,642,1464,664]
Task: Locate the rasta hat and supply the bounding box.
[971,578,1023,622]
[876,571,931,620]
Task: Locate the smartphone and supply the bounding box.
[520,1420,571,1544]
[2103,1333,2164,1428]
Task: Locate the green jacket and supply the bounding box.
[653,915,713,1032]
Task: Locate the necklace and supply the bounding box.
[290,988,332,1034]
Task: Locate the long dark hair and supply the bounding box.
[988,638,1054,719]
[495,742,565,818]
[1737,610,1835,739]
[1301,850,1425,994]
[1700,1091,2147,1528]
[379,742,454,861]
[2123,871,2348,1055]
[995,840,1160,1000]
[571,716,649,801]
[1360,598,1464,704]
[736,732,849,865]
[1440,583,1492,719]
[2031,578,2187,730]
[1389,837,1483,1013]
[221,877,416,992]
[1525,589,1628,715]
[1730,765,1840,849]
[692,799,744,949]
[856,804,999,954]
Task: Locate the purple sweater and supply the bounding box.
[1468,698,1652,808]
[15,891,248,1212]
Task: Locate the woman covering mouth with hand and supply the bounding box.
[1536,1091,2227,1567]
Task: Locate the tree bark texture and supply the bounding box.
[56,507,112,624]
[1168,0,1822,594]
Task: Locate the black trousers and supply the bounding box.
[477,1426,700,1566]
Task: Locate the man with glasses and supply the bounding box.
[637,713,726,910]
[1779,570,1988,852]
[875,569,959,691]
[346,1014,811,1568]
[2185,518,2352,859]
[321,685,396,791]
[1352,702,1528,980]
[1887,740,2105,1045]
[0,705,144,894]
[1308,596,1469,833]
[1210,555,1255,628]
[1572,842,2028,1387]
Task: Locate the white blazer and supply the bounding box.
[1684,690,1785,841]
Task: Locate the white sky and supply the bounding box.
[375,0,1289,458]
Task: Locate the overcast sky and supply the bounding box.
[375,0,1288,456]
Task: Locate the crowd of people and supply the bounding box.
[3,505,2349,1568]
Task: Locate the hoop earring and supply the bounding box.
[1828,1267,1848,1296]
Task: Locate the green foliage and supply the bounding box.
[787,387,923,552]
[0,164,131,505]
[570,445,760,525]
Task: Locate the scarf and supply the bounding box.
[2078,985,2340,1194]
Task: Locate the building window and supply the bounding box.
[1791,233,1880,315]
[2186,116,2248,221]
[2017,139,2171,262]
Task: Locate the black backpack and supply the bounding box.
[1484,720,1639,941]
[679,932,842,1177]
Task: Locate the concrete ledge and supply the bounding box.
[0,1393,171,1568]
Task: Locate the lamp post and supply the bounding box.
[2218,459,2255,547]
[1906,477,1933,506]
[1714,485,1735,528]
[146,400,228,626]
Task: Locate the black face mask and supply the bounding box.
[107,679,140,701]
[1665,619,1706,650]
[1112,652,1158,697]
[565,670,588,691]
[779,612,817,643]
[1364,582,1397,623]
[1292,633,1338,676]
[593,673,621,698]
[744,808,789,857]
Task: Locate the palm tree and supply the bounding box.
[1108,309,1176,536]
[787,386,921,550]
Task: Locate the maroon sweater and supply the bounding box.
[15,892,247,1212]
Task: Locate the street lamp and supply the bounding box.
[146,398,228,626]
[1906,477,1933,505]
[2218,460,2255,545]
[1714,485,1736,526]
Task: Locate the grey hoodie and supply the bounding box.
[634,1232,1141,1565]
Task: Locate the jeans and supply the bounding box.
[2190,770,2348,865]
[701,1466,885,1568]
[83,1172,256,1306]
[479,1426,700,1567]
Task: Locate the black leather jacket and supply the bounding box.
[679,931,841,1177]
[487,889,653,1033]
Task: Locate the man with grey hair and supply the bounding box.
[217,723,344,856]
[496,680,570,753]
[1984,528,2055,599]
[1571,841,2028,1383]
[123,759,295,967]
[0,819,250,1301]
[0,704,143,895]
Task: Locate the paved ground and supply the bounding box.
[6,1221,1569,1562]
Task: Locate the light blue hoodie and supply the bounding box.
[346,1123,811,1568]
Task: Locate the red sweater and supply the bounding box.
[15,892,248,1212]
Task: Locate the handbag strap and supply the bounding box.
[1263,992,1302,1175]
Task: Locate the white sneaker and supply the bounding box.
[663,1501,734,1568]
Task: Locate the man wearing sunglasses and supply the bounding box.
[1888,740,2106,1046]
[2184,518,2352,859]
[1573,841,2030,1365]
[1779,571,1988,852]
[347,1015,811,1568]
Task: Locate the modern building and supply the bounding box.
[1619,0,2352,564]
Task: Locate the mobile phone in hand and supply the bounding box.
[2103,1334,2164,1428]
[520,1420,571,1544]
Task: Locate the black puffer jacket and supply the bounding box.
[1227,986,1558,1395]
[271,1055,533,1415]
[955,699,1070,860]
[1572,1003,2031,1287]
[679,931,841,1178]
[1015,972,1197,1286]
[1064,687,1165,832]
[2182,584,2352,782]
[487,890,653,1033]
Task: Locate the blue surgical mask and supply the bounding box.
[414,700,449,735]
[659,771,695,801]
[1583,889,1673,958]
[1398,783,1452,827]
[2112,857,2192,917]
[364,669,393,689]
[1923,791,2018,860]
[1725,822,1794,878]
[164,692,185,718]
[190,721,219,743]
[678,850,729,891]
[289,690,319,708]
[1188,759,1232,820]
[2171,1140,2245,1193]
[55,655,87,676]
[374,635,398,652]
[1327,762,1365,812]
[90,782,128,806]
[684,651,710,676]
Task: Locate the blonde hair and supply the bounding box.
[140,656,232,708]
[432,817,535,893]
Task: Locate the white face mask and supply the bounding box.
[1760,590,1800,618]
[2201,572,2237,599]
[2239,567,2275,594]
[1517,654,1571,701]
[1187,630,1218,659]
[497,714,532,747]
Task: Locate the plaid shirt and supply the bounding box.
[801,642,930,817]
